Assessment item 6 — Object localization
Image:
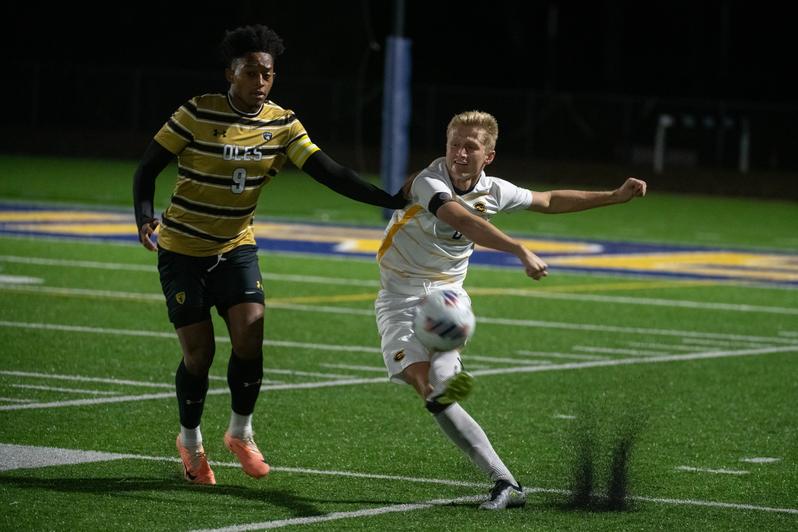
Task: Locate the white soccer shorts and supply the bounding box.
[374,288,471,384]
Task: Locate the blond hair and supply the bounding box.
[446,110,499,151]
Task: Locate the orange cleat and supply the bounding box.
[176,435,216,485]
[224,432,270,479]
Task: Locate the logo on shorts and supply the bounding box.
[393,350,405,361]
[473,202,486,213]
[256,280,262,290]
[262,132,273,141]
[175,291,186,305]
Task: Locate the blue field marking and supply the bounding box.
[1,202,796,287]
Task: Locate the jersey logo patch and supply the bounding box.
[262,132,273,141]
[393,350,405,362]
[212,128,227,137]
[473,202,486,213]
[175,291,186,305]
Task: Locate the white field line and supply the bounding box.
[740,457,781,464]
[3,282,796,346]
[469,344,798,377]
[4,444,798,518]
[0,397,33,403]
[10,384,119,396]
[676,466,750,475]
[0,388,227,412]
[319,363,386,373]
[467,354,552,365]
[573,346,673,357]
[191,495,488,532]
[0,370,174,389]
[680,337,774,348]
[471,286,798,315]
[0,320,380,354]
[2,320,796,367]
[263,368,356,379]
[0,375,388,411]
[208,376,285,385]
[476,315,798,345]
[0,256,379,286]
[626,341,698,352]
[1,321,796,410]
[0,274,42,284]
[0,255,155,272]
[515,350,607,360]
[1,254,796,314]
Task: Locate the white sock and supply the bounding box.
[180,425,202,448]
[434,403,517,486]
[228,411,254,439]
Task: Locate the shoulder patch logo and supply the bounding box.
[175,291,186,305]
[262,132,273,142]
[474,202,487,213]
[393,350,405,362]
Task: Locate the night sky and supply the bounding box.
[4,0,796,104]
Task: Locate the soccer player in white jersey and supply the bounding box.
[375,110,646,509]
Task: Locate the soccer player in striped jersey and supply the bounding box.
[375,110,646,509]
[132,24,405,485]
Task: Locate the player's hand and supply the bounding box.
[521,250,548,281]
[614,178,647,202]
[138,219,160,252]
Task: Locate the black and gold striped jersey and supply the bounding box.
[153,93,319,256]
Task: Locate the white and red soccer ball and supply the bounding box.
[413,289,476,351]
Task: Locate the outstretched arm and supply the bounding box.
[301,151,407,210]
[529,178,647,213]
[132,140,174,252]
[437,201,548,280]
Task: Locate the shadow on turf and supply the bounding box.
[0,474,424,516]
[554,408,645,514]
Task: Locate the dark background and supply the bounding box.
[4,1,795,101]
[2,0,797,197]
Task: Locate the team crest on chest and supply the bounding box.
[262,131,273,142]
[473,202,486,213]
[175,291,186,305]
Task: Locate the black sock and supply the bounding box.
[175,360,209,429]
[227,350,263,415]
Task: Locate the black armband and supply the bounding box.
[428,192,453,216]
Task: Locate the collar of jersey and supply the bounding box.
[226,92,264,117]
[450,171,484,196]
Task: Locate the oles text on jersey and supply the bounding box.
[223,145,263,161]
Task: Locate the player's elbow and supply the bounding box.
[528,191,555,213]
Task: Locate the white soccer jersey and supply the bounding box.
[377,157,532,295]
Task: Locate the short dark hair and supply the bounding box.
[219,25,285,67]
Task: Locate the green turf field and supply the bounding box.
[1,155,797,530]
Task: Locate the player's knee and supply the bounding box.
[183,347,215,376]
[428,350,461,389]
[231,339,262,360]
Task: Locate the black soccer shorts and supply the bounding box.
[157,244,265,329]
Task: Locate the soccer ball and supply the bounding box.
[413,289,476,351]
